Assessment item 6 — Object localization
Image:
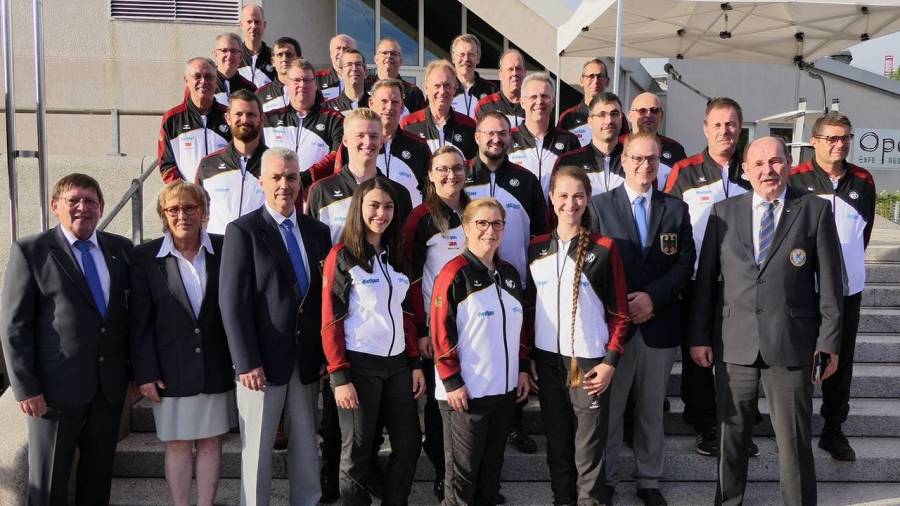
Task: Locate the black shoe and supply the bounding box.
[365,463,385,498]
[819,427,856,461]
[494,492,506,504]
[433,478,444,501]
[695,429,718,456]
[748,439,760,457]
[507,428,537,454]
[636,488,667,506]
[319,470,339,503]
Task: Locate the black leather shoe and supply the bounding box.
[507,428,537,454]
[819,427,856,461]
[636,488,668,506]
[695,429,718,456]
[494,492,506,504]
[433,478,444,501]
[748,439,760,457]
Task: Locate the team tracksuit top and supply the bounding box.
[403,201,466,337]
[464,156,548,284]
[475,90,525,128]
[790,159,876,296]
[196,142,268,235]
[324,90,371,116]
[158,98,231,184]
[664,148,750,273]
[315,68,343,102]
[401,108,479,160]
[322,243,420,386]
[553,142,625,197]
[508,124,581,196]
[239,42,275,88]
[256,79,289,113]
[526,232,630,367]
[430,250,530,401]
[557,102,593,147]
[452,72,498,119]
[214,70,256,107]
[262,101,344,187]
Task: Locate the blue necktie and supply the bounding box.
[633,196,649,248]
[74,240,107,317]
[279,220,310,297]
[757,201,775,266]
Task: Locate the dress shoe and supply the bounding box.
[433,478,444,501]
[636,487,668,506]
[507,428,537,454]
[819,426,856,461]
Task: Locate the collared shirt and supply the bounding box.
[264,203,311,280]
[752,188,787,260]
[623,184,653,221]
[60,227,110,305]
[155,230,214,317]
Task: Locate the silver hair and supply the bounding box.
[521,71,555,99]
[261,147,299,175]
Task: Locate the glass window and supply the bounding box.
[509,42,543,71]
[337,0,377,62]
[424,1,461,63]
[466,9,504,70]
[380,0,419,66]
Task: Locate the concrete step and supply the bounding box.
[859,307,900,333]
[856,334,900,362]
[862,283,900,307]
[108,478,900,506]
[112,432,900,483]
[867,245,900,263]
[867,262,900,283]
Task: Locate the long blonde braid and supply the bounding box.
[567,228,591,387]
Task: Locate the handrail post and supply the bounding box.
[130,178,142,245]
[33,0,49,231]
[109,108,123,156]
[2,0,18,242]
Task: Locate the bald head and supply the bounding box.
[240,4,266,49]
[330,34,357,72]
[629,92,664,135]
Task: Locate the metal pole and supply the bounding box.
[33,0,49,231]
[612,0,624,94]
[2,0,18,241]
[555,52,561,124]
[130,178,142,245]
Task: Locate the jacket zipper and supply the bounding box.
[375,252,397,356]
[494,271,510,393]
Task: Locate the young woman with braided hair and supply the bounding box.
[526,165,630,505]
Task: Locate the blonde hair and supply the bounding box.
[343,107,382,132]
[451,34,481,56]
[157,181,209,233]
[462,197,505,225]
[424,59,456,82]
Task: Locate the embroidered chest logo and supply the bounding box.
[505,278,515,289]
[315,123,326,131]
[659,233,678,255]
[554,142,565,151]
[401,150,411,160]
[586,252,596,263]
[663,151,672,159]
[849,190,859,200]
[453,133,463,142]
[790,248,807,267]
[509,178,520,187]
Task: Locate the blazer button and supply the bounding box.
[99,356,105,363]
[194,328,200,334]
[756,309,764,314]
[195,347,201,354]
[100,327,106,333]
[757,279,765,285]
[296,330,301,337]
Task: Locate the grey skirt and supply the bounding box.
[152,390,238,442]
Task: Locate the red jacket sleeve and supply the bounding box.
[430,256,466,392]
[321,244,352,385]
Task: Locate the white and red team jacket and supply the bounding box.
[526,232,629,366]
[430,250,530,401]
[322,243,419,386]
[552,142,625,197]
[790,159,876,296]
[403,201,466,337]
[158,98,232,184]
[262,101,344,187]
[508,125,581,197]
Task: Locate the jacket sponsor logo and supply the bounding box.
[276,120,285,127]
[362,278,380,285]
[434,295,442,307]
[477,310,495,317]
[218,163,227,170]
[512,143,520,149]
[505,278,515,289]
[790,248,807,267]
[511,306,523,314]
[265,64,274,72]
[586,252,596,263]
[453,133,463,142]
[659,233,678,255]
[400,171,413,178]
[849,190,859,200]
[219,124,228,133]
[401,150,411,160]
[316,123,326,131]
[539,248,549,256]
[555,142,565,151]
[473,279,483,287]
[509,178,520,187]
[808,187,815,191]
[183,140,195,150]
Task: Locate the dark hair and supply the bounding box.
[425,145,471,234]
[476,110,511,130]
[287,58,316,75]
[705,96,743,125]
[340,177,404,269]
[581,58,608,76]
[812,112,852,136]
[339,48,366,66]
[548,166,593,386]
[589,91,622,111]
[228,88,262,113]
[273,36,302,58]
[52,173,104,205]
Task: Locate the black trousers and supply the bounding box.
[820,293,862,428]
[320,376,342,484]
[536,358,611,506]
[441,392,516,506]
[335,353,421,506]
[679,281,718,432]
[423,358,446,479]
[27,388,124,506]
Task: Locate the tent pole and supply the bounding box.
[555,51,561,124]
[612,0,624,94]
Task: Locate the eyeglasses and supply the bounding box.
[61,197,101,209]
[289,77,317,85]
[624,154,660,165]
[188,73,216,81]
[813,134,854,145]
[631,107,662,115]
[470,219,505,231]
[477,129,510,138]
[377,50,401,58]
[433,164,467,175]
[341,61,366,69]
[582,73,608,81]
[272,52,297,60]
[163,205,200,217]
[589,111,622,119]
[215,48,241,55]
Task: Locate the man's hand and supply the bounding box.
[516,372,531,402]
[528,361,540,392]
[412,369,426,399]
[18,394,48,418]
[814,351,839,383]
[446,385,469,412]
[627,291,654,324]
[418,336,433,359]
[139,379,167,403]
[334,383,359,409]
[239,367,267,391]
[691,346,714,368]
[582,363,615,396]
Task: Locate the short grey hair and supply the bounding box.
[521,72,555,99]
[185,56,216,75]
[261,147,299,176]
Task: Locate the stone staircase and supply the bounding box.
[109,225,900,505]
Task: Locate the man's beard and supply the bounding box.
[482,148,506,162]
[233,124,260,142]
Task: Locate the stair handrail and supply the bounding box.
[98,156,159,244]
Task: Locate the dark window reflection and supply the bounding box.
[424,1,461,63]
[337,0,376,62]
[466,9,503,69]
[381,0,419,65]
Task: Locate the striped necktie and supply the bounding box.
[757,201,776,266]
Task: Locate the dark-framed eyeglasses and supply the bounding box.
[624,154,660,166]
[469,219,505,231]
[163,205,200,217]
[812,134,854,145]
[631,107,663,115]
[433,164,467,175]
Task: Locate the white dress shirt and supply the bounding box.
[752,188,787,260]
[156,230,215,317]
[265,204,311,280]
[60,226,110,305]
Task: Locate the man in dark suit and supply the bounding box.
[220,146,332,506]
[1,173,133,505]
[589,132,696,506]
[690,136,843,506]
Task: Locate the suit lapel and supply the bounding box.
[646,190,667,253]
[613,186,641,246]
[97,233,124,321]
[259,210,301,297]
[759,191,803,273]
[49,227,101,314]
[734,193,756,267]
[158,255,196,319]
[198,241,221,320]
[297,217,320,305]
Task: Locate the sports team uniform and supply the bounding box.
[238,42,275,88]
[557,102,630,147]
[256,79,289,113]
[262,101,344,188]
[214,70,256,107]
[316,68,343,102]
[196,142,268,235]
[323,90,370,116]
[508,125,581,196]
[553,142,625,196]
[158,98,231,183]
[451,72,498,119]
[475,91,525,128]
[401,108,478,160]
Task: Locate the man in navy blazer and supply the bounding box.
[220,147,332,506]
[589,132,695,506]
[1,173,132,505]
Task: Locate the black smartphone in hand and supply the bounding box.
[813,353,830,384]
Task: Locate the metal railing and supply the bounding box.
[98,157,159,244]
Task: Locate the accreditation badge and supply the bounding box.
[659,233,678,255]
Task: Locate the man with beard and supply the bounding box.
[213,33,256,107]
[317,34,356,102]
[237,4,275,87]
[197,90,268,234]
[558,58,614,146]
[324,49,370,115]
[626,92,686,188]
[475,49,526,128]
[367,38,426,119]
[450,34,498,119]
[255,37,302,113]
[159,57,231,184]
[401,60,478,160]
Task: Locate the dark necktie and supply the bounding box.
[279,220,310,297]
[74,240,107,316]
[757,201,776,266]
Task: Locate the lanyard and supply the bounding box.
[382,139,394,177]
[462,86,475,117]
[555,238,571,282]
[294,112,306,153]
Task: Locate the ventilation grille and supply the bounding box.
[111,0,240,24]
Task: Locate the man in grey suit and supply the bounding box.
[690,136,843,506]
[220,147,332,506]
[1,173,133,505]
